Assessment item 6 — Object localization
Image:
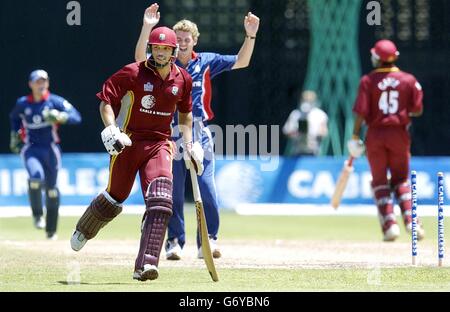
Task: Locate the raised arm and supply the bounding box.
[232,12,260,70]
[135,3,161,62]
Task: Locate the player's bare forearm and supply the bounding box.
[135,24,153,62]
[232,12,260,69]
[352,115,364,139]
[178,112,193,144]
[135,3,160,62]
[99,102,116,127]
[233,38,256,69]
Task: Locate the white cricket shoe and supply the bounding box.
[70,230,87,251]
[34,216,45,230]
[165,238,182,261]
[133,264,159,281]
[383,223,400,242]
[406,222,426,241]
[47,232,58,240]
[198,238,222,259]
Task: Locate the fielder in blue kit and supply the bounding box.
[135,3,260,259]
[9,70,82,239]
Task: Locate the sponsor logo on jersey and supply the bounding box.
[139,108,171,116]
[144,82,154,92]
[378,77,400,90]
[141,95,156,109]
[193,81,202,87]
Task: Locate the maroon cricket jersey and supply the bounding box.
[97,61,192,140]
[353,66,423,127]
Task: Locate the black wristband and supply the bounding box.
[246,35,256,39]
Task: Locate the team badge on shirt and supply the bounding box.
[172,86,179,95]
[32,115,42,124]
[141,95,156,109]
[144,82,154,92]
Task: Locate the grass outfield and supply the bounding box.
[1,206,449,292]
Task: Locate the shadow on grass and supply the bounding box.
[57,281,139,286]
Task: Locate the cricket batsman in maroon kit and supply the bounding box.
[70,26,204,281]
[348,39,425,242]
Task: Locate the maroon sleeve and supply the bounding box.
[409,77,423,114]
[352,75,370,118]
[177,69,193,114]
[96,64,136,109]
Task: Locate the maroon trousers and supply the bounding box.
[106,139,174,203]
[366,126,413,227]
[366,126,411,188]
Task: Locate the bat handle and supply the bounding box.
[347,156,354,167]
[189,168,202,202]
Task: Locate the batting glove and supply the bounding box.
[42,108,69,124]
[101,125,132,156]
[183,141,204,176]
[347,137,365,158]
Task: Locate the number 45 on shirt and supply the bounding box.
[378,90,399,115]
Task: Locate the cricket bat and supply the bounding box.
[330,156,354,209]
[189,168,219,282]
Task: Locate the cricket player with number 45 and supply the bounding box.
[135,3,260,260]
[348,40,426,242]
[70,26,204,282]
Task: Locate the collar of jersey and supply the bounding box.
[373,66,400,73]
[27,90,50,103]
[176,51,199,69]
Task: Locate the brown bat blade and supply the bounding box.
[190,168,219,282]
[331,157,354,209]
[195,200,219,282]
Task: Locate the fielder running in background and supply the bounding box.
[71,27,203,281]
[348,40,425,242]
[9,70,82,240]
[282,90,328,156]
[135,3,260,260]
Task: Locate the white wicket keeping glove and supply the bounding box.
[183,141,204,176]
[42,108,69,124]
[347,137,365,158]
[101,125,132,156]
